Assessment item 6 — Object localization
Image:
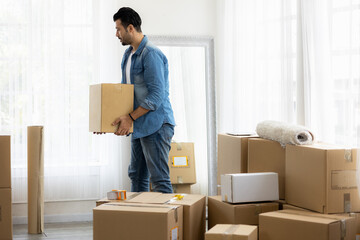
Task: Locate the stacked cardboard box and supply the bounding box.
[217,134,257,194]
[248,138,285,199]
[208,196,279,229]
[95,192,206,240]
[169,142,196,193]
[259,209,356,240]
[286,143,360,213]
[0,135,12,240]
[94,203,183,240]
[205,224,257,240]
[221,172,279,203]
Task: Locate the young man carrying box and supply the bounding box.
[95,7,175,194]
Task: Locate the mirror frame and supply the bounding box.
[148,35,217,196]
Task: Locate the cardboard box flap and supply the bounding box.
[167,194,205,206]
[262,210,353,225]
[99,203,181,215]
[208,224,257,236]
[126,192,174,204]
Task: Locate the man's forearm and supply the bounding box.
[129,106,150,121]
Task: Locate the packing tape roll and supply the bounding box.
[27,126,44,234]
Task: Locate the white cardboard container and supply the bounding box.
[221,172,279,203]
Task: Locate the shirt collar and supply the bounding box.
[125,35,148,56]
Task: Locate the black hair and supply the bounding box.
[113,7,142,33]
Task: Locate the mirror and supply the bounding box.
[148,35,216,196]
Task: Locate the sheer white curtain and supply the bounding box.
[217,0,298,134]
[160,46,208,196]
[0,0,130,203]
[302,0,360,146]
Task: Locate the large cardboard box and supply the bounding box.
[208,196,279,229]
[169,142,196,184]
[221,173,279,203]
[0,136,11,188]
[0,188,12,240]
[217,134,257,186]
[286,143,360,213]
[248,138,285,199]
[205,224,257,240]
[259,210,356,240]
[89,83,134,133]
[93,202,183,240]
[96,192,206,240]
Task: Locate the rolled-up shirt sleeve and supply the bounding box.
[140,50,166,111]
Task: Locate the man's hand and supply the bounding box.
[112,115,133,136]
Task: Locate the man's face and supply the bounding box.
[115,19,131,46]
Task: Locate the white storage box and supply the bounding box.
[221,173,279,203]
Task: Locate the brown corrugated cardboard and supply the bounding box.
[282,203,312,211]
[221,173,279,203]
[169,142,196,184]
[248,138,285,199]
[172,184,192,194]
[259,209,356,240]
[286,143,360,213]
[89,83,134,133]
[27,126,44,234]
[93,203,183,240]
[167,194,206,240]
[205,224,257,240]
[335,213,360,235]
[96,192,206,240]
[0,188,12,240]
[208,196,279,229]
[217,134,257,187]
[0,135,11,188]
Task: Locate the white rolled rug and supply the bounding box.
[256,120,314,147]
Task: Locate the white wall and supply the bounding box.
[116,0,216,36]
[13,0,217,224]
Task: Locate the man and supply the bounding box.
[112,7,175,193]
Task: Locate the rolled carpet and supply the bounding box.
[256,120,314,147]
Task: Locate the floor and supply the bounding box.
[13,222,93,240]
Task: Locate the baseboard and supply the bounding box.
[13,213,93,225]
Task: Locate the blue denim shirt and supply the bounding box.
[121,36,175,139]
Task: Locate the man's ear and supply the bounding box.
[127,24,135,33]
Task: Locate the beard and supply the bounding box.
[118,36,130,46]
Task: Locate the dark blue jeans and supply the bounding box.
[128,123,174,193]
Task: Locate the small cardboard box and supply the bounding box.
[89,83,134,133]
[0,188,12,240]
[96,192,206,240]
[208,196,279,229]
[172,184,192,194]
[221,173,279,203]
[0,135,11,188]
[259,210,356,240]
[248,138,285,199]
[169,142,196,184]
[217,134,257,186]
[286,143,360,213]
[93,202,183,240]
[205,224,257,240]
